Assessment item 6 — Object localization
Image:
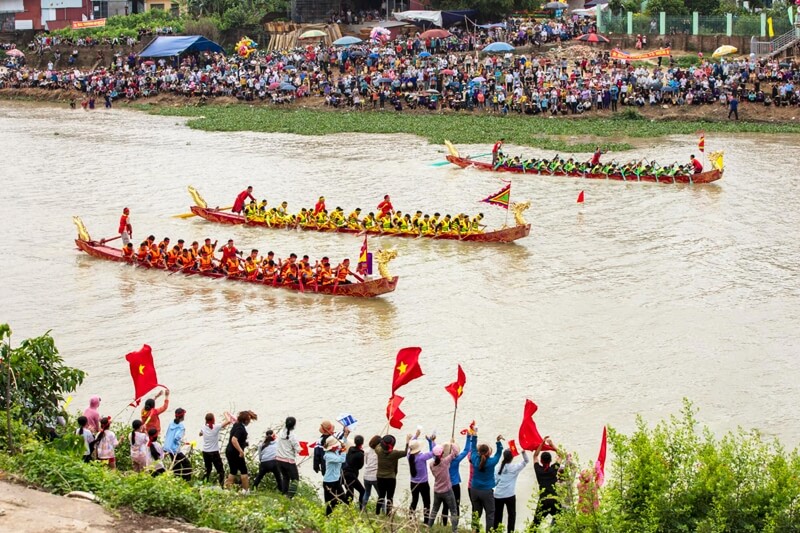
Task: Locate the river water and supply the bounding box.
[1,102,799,512]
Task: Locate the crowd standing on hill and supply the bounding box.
[77,393,577,530]
[3,15,799,117]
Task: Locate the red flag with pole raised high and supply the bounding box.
[444,364,466,405]
[125,345,163,406]
[595,425,608,486]
[386,394,406,429]
[518,399,557,452]
[391,347,423,393]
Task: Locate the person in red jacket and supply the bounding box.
[377,195,394,220]
[690,154,703,174]
[232,186,255,214]
[119,207,132,246]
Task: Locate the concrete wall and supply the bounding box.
[608,33,750,53]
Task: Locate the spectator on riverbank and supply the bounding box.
[276,416,301,497]
[225,410,255,493]
[199,412,230,487]
[83,395,101,433]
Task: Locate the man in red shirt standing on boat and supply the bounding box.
[492,138,505,166]
[590,147,603,166]
[690,154,703,174]
[119,207,132,246]
[220,239,240,263]
[377,195,394,220]
[313,196,326,215]
[232,186,255,214]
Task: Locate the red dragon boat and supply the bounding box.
[443,141,724,185]
[187,188,531,244]
[72,217,399,299]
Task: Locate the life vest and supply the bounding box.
[226,257,240,274]
[336,265,349,281]
[189,247,199,261]
[166,250,179,267]
[150,248,164,264]
[317,265,333,284]
[122,247,134,259]
[201,244,214,257]
[382,217,392,230]
[199,256,213,271]
[244,261,258,279]
[137,246,148,261]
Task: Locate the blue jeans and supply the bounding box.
[362,479,377,510]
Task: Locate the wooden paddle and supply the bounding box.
[430,152,492,167]
[173,205,233,219]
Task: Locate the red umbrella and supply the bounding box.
[576,33,610,43]
[440,68,456,75]
[420,29,451,39]
[268,82,280,90]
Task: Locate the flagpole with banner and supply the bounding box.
[480,181,512,227]
[445,365,466,439]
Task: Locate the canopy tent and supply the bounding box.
[393,10,477,28]
[139,36,224,58]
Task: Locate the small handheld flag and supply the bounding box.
[508,439,520,457]
[299,441,310,456]
[125,345,163,406]
[444,364,467,405]
[386,394,406,429]
[577,191,585,203]
[481,183,511,210]
[460,420,476,435]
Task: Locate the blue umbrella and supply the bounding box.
[283,65,297,71]
[349,50,365,57]
[482,42,515,53]
[369,53,380,59]
[333,36,363,46]
[377,77,393,83]
[418,51,431,58]
[279,82,296,91]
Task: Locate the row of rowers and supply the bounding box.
[238,193,487,234]
[121,236,361,285]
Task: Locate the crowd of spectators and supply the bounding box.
[2,17,799,114]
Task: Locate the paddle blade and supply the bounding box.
[430,160,453,167]
[173,212,197,219]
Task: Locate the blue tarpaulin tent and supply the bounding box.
[139,36,224,58]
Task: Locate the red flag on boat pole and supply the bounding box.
[124,345,163,407]
[391,347,423,394]
[595,425,608,486]
[698,133,705,153]
[577,191,585,204]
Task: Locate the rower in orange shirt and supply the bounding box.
[316,257,334,285]
[201,238,217,259]
[281,253,299,284]
[224,255,242,277]
[177,249,196,271]
[188,241,200,262]
[261,260,279,284]
[166,245,181,268]
[335,258,353,285]
[136,242,149,262]
[198,251,215,272]
[243,256,259,280]
[122,243,134,261]
[158,237,170,251]
[149,244,166,268]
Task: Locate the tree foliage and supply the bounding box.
[431,0,542,20]
[686,0,720,15]
[0,325,86,441]
[646,0,688,15]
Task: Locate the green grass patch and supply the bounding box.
[149,105,800,153]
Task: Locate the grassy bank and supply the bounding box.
[148,105,800,153]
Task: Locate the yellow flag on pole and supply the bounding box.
[768,17,774,38]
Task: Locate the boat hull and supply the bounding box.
[75,239,398,298]
[445,156,722,184]
[190,206,531,244]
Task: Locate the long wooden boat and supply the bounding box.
[187,188,531,244]
[72,218,399,299]
[443,141,724,185]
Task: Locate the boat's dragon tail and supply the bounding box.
[444,140,460,159]
[72,216,91,242]
[188,186,208,208]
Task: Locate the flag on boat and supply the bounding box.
[595,425,608,486]
[444,364,466,405]
[708,151,724,171]
[577,191,585,203]
[518,399,557,451]
[698,133,705,152]
[391,347,423,393]
[386,394,406,429]
[481,183,511,209]
[358,235,372,275]
[125,344,163,406]
[508,439,520,457]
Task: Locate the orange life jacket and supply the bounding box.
[201,244,215,257]
[137,246,148,261]
[199,255,214,271]
[122,247,134,259]
[336,265,349,282]
[226,257,240,274]
[244,261,258,279]
[166,250,179,267]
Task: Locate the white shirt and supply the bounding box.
[200,423,223,453]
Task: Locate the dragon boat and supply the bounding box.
[72,217,399,298]
[443,141,724,185]
[187,187,531,244]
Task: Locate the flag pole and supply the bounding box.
[504,181,511,228]
[450,404,458,440]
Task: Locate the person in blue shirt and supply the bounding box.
[163,408,190,481]
[468,432,503,532]
[322,438,347,515]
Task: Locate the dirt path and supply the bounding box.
[0,480,216,533]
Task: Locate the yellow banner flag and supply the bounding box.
[768,17,774,38]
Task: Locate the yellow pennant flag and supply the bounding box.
[768,17,774,38]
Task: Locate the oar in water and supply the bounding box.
[173,205,233,219]
[430,152,493,167]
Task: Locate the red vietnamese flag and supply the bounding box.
[698,134,705,153]
[460,420,476,436]
[507,439,520,457]
[299,441,310,457]
[444,364,466,405]
[125,345,162,406]
[386,394,406,429]
[595,426,608,486]
[391,347,423,394]
[518,399,557,452]
[577,190,585,203]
